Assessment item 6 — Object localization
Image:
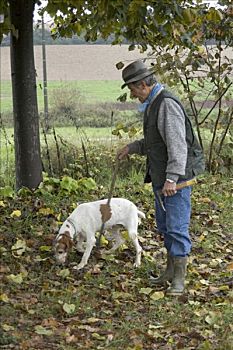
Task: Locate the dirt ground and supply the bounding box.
[1,45,147,81]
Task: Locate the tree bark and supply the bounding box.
[9,0,42,190]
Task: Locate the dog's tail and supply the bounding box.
[137,210,146,224]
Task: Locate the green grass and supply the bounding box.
[1,80,123,113]
[2,78,232,114]
[0,126,129,148]
[0,126,133,186]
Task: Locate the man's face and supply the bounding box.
[128,81,151,103]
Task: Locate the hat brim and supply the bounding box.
[121,70,154,89]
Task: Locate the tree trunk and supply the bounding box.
[9,0,42,190]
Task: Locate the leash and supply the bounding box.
[97,158,120,247]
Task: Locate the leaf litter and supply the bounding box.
[0,174,232,349]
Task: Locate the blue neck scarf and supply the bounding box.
[138,83,163,112]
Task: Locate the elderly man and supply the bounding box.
[117,60,205,296]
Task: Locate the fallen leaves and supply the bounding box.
[7,273,24,284]
[139,288,165,301]
[11,239,27,256]
[150,291,165,301]
[35,325,54,336]
[10,209,21,217]
[63,302,76,314]
[0,174,232,349]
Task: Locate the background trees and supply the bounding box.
[48,0,232,173]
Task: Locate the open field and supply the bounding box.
[0,80,126,113]
[0,45,145,113]
[1,45,146,81]
[1,45,232,113]
[2,45,233,81]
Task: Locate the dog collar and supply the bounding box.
[66,218,77,237]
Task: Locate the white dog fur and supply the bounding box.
[54,198,145,269]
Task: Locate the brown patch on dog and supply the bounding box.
[100,204,112,223]
[57,231,73,251]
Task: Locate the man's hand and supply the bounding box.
[117,145,129,160]
[162,180,177,197]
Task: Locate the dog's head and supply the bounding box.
[54,231,73,265]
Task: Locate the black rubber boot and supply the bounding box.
[166,256,188,296]
[149,254,174,285]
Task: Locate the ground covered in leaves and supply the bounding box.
[0,174,232,350]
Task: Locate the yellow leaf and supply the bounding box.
[100,235,108,246]
[198,234,206,242]
[139,287,153,295]
[11,239,27,256]
[197,46,206,55]
[144,183,152,191]
[199,197,211,203]
[127,345,143,350]
[7,273,24,284]
[150,291,164,301]
[2,324,15,332]
[121,231,130,241]
[0,200,6,207]
[0,293,9,302]
[219,285,229,291]
[92,333,106,340]
[10,210,21,218]
[38,207,54,215]
[56,212,61,221]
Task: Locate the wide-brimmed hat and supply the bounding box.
[121,60,153,89]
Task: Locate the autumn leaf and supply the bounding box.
[11,239,27,256]
[39,245,52,252]
[139,287,153,295]
[10,209,21,217]
[92,333,106,340]
[0,293,9,302]
[57,268,70,278]
[116,61,124,70]
[38,207,54,215]
[63,303,76,314]
[150,291,165,301]
[2,324,15,332]
[7,273,24,284]
[226,262,233,271]
[35,325,53,336]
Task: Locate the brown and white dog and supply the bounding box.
[54,198,145,269]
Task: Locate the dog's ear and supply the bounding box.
[59,232,73,250]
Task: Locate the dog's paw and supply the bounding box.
[72,263,86,270]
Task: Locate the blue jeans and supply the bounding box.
[153,185,192,257]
